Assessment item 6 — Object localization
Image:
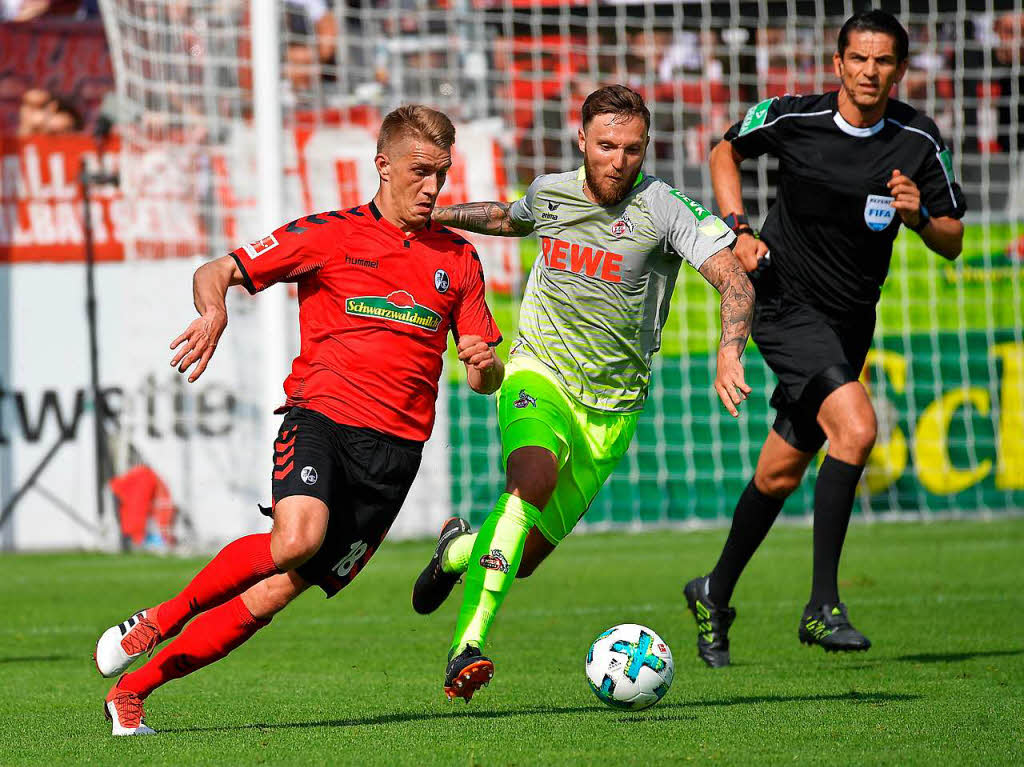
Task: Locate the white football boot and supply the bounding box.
[94,609,162,678]
[105,685,157,736]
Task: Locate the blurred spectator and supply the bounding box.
[283,0,339,105]
[965,11,1024,155]
[16,88,83,135]
[109,464,178,552]
[17,87,54,135]
[1,0,80,21]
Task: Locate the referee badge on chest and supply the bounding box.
[864,194,896,232]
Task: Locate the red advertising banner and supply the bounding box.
[0,135,124,263]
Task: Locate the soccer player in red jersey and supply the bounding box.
[94,105,503,735]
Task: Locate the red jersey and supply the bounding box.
[230,202,501,442]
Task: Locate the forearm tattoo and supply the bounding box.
[431,201,531,236]
[699,248,754,355]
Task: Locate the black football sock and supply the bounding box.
[809,455,865,608]
[707,479,785,606]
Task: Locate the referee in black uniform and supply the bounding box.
[684,10,966,667]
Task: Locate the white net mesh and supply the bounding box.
[98,0,1024,539]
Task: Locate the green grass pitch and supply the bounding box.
[2,519,1022,765]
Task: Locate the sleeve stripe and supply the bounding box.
[737,109,832,138]
[230,252,256,294]
[885,118,958,209]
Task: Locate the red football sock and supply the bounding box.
[119,596,270,699]
[155,533,278,638]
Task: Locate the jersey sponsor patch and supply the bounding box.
[242,234,279,259]
[938,149,955,184]
[540,236,624,283]
[668,190,711,221]
[698,217,730,239]
[864,194,896,231]
[345,290,442,331]
[738,98,775,136]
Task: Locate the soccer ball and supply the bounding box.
[585,623,674,710]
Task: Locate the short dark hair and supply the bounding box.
[838,10,909,63]
[581,85,650,132]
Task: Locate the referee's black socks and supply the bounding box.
[708,479,785,606]
[809,455,865,608]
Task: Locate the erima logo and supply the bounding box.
[514,389,537,409]
[480,549,510,573]
[301,466,318,485]
[547,201,561,211]
[864,194,896,231]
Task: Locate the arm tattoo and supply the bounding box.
[698,248,755,356]
[431,201,532,237]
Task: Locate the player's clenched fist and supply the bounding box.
[732,232,769,273]
[169,310,227,383]
[457,334,497,371]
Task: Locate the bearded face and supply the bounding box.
[578,113,649,206]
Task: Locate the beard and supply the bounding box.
[583,160,640,206]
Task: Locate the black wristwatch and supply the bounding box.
[909,204,931,233]
[723,212,756,238]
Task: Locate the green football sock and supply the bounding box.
[449,493,541,656]
[441,533,476,574]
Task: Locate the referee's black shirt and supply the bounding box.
[725,91,967,318]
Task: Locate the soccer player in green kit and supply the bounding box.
[417,85,754,701]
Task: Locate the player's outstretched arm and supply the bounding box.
[457,335,504,395]
[432,202,533,237]
[887,169,963,261]
[169,255,245,383]
[698,247,755,417]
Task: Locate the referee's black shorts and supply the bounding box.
[751,269,875,454]
[264,407,423,597]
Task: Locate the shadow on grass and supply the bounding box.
[0,654,79,664]
[162,691,919,734]
[895,648,1024,664]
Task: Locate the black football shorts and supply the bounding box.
[266,407,422,597]
[751,269,875,453]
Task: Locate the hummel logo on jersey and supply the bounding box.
[345,255,379,269]
[301,466,318,485]
[540,237,624,283]
[514,389,537,409]
[480,549,510,573]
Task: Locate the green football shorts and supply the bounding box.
[497,356,639,545]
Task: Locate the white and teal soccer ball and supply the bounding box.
[585,623,674,710]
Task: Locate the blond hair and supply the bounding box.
[376,105,456,154]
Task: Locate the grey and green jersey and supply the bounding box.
[507,167,734,412]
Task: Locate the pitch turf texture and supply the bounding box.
[3,519,1022,765]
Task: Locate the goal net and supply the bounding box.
[94,0,1023,547]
